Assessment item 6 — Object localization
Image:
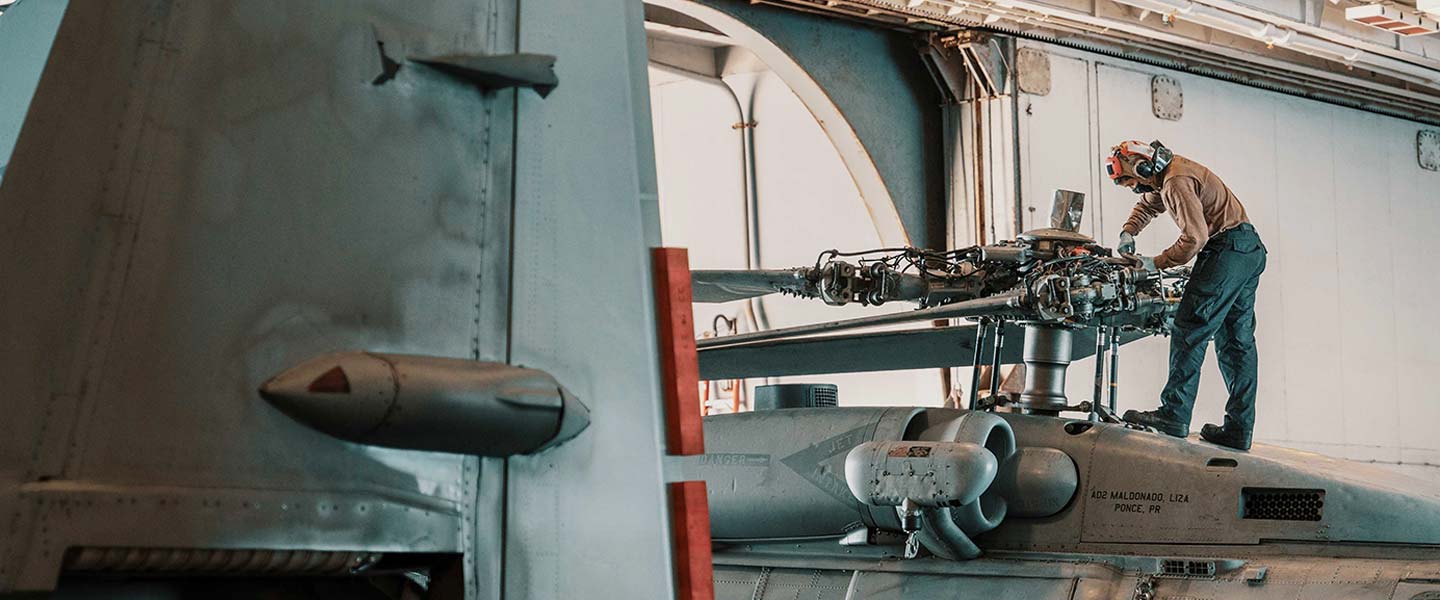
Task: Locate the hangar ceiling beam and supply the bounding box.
[749,0,1440,125]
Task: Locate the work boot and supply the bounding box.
[1200,423,1251,451]
[1122,409,1188,438]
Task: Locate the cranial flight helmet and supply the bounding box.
[1103,140,1173,193]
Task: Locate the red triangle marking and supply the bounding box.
[307,366,351,394]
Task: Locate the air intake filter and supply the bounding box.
[753,383,838,411]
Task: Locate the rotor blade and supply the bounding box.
[695,292,1025,349]
[697,324,1151,379]
[690,269,809,303]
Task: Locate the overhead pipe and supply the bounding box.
[1098,0,1440,84]
[648,61,772,331]
[972,8,1440,123]
[1041,0,1433,74]
[738,75,770,331]
[823,0,1440,122]
[980,13,1440,111]
[917,0,1440,89]
[1186,0,1440,70]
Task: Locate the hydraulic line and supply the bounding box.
[1091,326,1108,422]
[987,318,1006,405]
[968,319,989,410]
[1108,327,1121,412]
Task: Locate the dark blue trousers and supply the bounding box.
[1158,223,1267,433]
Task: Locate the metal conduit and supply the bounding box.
[648,61,772,331]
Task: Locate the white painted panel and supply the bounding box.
[1271,98,1343,445]
[990,98,1020,239]
[648,75,753,338]
[749,70,880,272]
[1020,53,1098,238]
[1390,119,1440,470]
[1332,110,1400,462]
[649,78,748,269]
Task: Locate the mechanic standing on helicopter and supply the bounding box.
[1104,140,1267,451]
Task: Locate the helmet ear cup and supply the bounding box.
[1134,159,1154,179]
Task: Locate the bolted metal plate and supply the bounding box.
[1420,130,1440,171]
[1151,75,1183,121]
[1016,47,1051,96]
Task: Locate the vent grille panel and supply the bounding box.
[1241,487,1325,521]
[754,383,838,410]
[1159,559,1216,579]
[811,386,838,407]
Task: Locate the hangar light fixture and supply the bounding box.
[1345,4,1440,36]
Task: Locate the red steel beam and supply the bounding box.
[651,247,714,600]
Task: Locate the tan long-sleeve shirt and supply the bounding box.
[1121,155,1249,269]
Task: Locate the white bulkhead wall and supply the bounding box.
[1012,41,1440,482]
[650,69,945,407]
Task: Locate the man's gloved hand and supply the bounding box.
[1117,231,1136,255]
[1129,255,1157,273]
